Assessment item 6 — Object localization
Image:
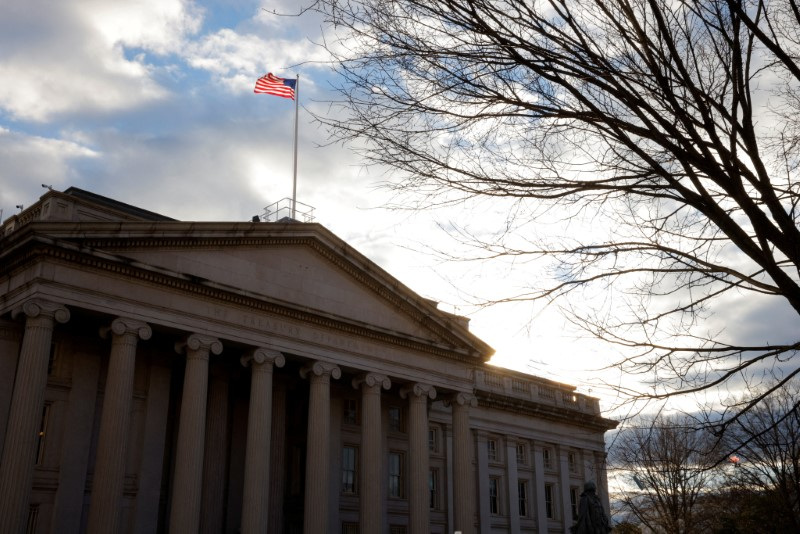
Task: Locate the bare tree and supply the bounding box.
[720,383,800,530]
[309,0,800,422]
[612,415,721,533]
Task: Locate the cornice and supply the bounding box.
[1,223,493,358]
[475,391,618,432]
[2,240,484,364]
[81,233,474,351]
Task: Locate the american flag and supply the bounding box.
[254,73,296,99]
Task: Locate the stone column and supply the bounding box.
[582,449,594,489]
[353,373,391,534]
[168,334,222,534]
[476,432,490,533]
[445,425,455,530]
[300,361,341,534]
[87,318,152,534]
[559,447,572,532]
[596,451,611,516]
[533,443,548,534]
[0,300,69,534]
[452,392,477,534]
[402,383,436,534]
[241,348,285,534]
[506,438,521,534]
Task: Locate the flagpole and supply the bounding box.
[292,74,299,219]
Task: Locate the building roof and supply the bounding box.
[0,187,617,431]
[63,187,176,221]
[0,188,494,365]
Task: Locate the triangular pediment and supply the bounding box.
[35,221,491,359]
[121,243,439,338]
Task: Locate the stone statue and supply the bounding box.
[570,481,612,534]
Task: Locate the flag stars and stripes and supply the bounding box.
[254,73,296,99]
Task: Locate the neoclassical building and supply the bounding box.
[0,188,616,534]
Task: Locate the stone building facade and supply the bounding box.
[0,188,616,534]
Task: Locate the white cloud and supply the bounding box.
[78,0,204,55]
[0,127,99,208]
[0,0,203,121]
[0,60,168,122]
[3,0,794,425]
[10,106,360,222]
[184,27,329,92]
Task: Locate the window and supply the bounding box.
[544,483,556,519]
[516,443,527,465]
[570,486,581,519]
[343,398,359,425]
[342,522,359,534]
[518,480,529,517]
[35,404,50,465]
[568,451,577,473]
[428,427,438,452]
[388,406,404,433]
[342,446,358,494]
[489,477,501,514]
[389,452,405,498]
[542,447,552,469]
[487,439,498,461]
[429,469,439,510]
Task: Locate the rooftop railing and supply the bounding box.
[474,369,600,414]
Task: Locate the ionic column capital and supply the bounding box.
[400,382,437,401]
[449,391,478,408]
[12,299,70,324]
[352,372,391,391]
[299,361,341,381]
[175,334,222,359]
[241,347,286,369]
[100,317,152,340]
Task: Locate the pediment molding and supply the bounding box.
[5,231,489,363]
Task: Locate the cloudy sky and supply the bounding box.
[2,0,796,416]
[1,0,591,370]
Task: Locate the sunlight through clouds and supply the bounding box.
[6,0,796,424]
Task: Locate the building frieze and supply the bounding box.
[1,237,485,365]
[2,223,485,353]
[474,390,617,432]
